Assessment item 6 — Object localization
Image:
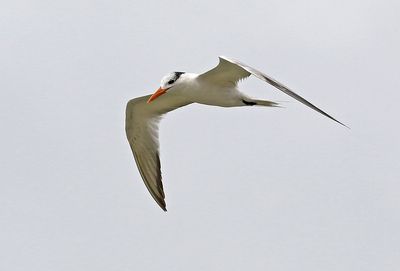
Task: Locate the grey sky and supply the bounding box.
[1,0,399,270]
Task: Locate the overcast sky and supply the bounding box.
[1,1,399,270]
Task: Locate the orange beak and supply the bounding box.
[147,87,167,103]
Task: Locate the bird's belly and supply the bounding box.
[191,87,244,107]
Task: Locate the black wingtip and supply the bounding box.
[337,120,350,129]
[159,203,167,212]
[328,116,350,129]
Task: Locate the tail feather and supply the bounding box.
[253,99,280,107]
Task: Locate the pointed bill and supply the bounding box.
[147,87,167,103]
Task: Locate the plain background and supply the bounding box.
[1,1,399,270]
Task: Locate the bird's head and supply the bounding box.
[147,72,186,103]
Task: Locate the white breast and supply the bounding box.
[181,74,246,107]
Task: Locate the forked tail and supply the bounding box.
[242,98,280,107]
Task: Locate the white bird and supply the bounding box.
[125,56,346,211]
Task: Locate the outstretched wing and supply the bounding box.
[125,95,190,211]
[200,56,347,127]
[198,57,251,86]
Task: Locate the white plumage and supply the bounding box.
[125,56,346,211]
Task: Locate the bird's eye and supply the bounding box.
[168,80,175,85]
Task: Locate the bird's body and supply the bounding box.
[182,74,247,107]
[137,72,258,108]
[126,56,346,211]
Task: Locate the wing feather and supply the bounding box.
[200,56,347,127]
[198,57,251,86]
[125,95,190,211]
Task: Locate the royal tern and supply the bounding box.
[126,56,346,211]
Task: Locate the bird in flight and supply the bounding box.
[125,56,346,211]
